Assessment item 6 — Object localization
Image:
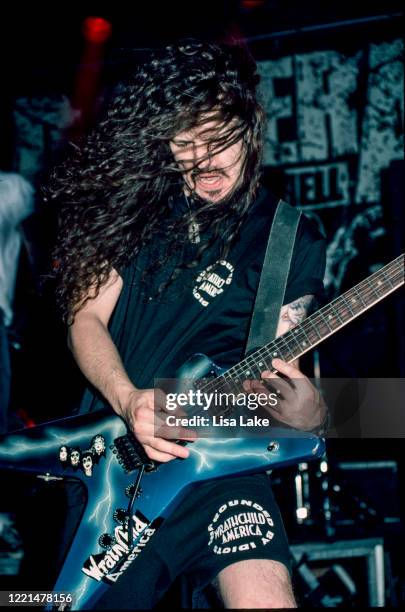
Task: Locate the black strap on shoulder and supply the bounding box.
[245,199,301,356]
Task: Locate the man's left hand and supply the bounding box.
[243,358,327,431]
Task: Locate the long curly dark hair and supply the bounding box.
[49,39,265,323]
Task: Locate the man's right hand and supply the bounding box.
[119,388,195,462]
[67,271,194,462]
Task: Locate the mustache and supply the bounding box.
[191,168,228,179]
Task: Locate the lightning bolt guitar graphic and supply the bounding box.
[0,404,322,610]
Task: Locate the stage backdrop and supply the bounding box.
[257,36,404,376]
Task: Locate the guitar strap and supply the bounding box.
[245,199,301,356]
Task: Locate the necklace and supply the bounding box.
[184,194,201,244]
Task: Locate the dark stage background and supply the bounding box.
[0,1,404,607]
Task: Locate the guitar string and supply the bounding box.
[208,265,404,395]
[192,256,402,390]
[195,257,404,398]
[240,261,404,369]
[200,259,404,392]
[181,296,404,428]
[194,268,404,403]
[217,257,403,376]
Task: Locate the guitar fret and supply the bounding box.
[222,371,232,381]
[381,269,394,289]
[307,319,322,340]
[341,294,359,321]
[353,286,368,308]
[269,340,289,361]
[298,325,312,350]
[223,375,238,394]
[222,372,244,395]
[257,349,275,367]
[240,356,260,378]
[319,312,334,334]
[230,364,246,381]
[243,356,261,378]
[257,348,275,368]
[328,306,344,326]
[341,294,356,317]
[366,278,382,299]
[254,352,271,371]
[286,328,304,355]
[274,336,295,361]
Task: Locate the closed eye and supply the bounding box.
[172,140,192,148]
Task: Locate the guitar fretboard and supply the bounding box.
[198,254,404,396]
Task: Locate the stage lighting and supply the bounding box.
[82,16,112,44]
[241,0,265,9]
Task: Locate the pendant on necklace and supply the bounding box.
[188,220,201,244]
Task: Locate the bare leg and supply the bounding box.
[216,558,296,609]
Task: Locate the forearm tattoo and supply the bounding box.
[281,295,314,329]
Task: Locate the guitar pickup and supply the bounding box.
[110,433,156,473]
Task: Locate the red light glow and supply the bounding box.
[241,0,265,8]
[82,16,112,44]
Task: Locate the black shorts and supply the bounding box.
[96,473,291,609]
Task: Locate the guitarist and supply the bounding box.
[50,39,328,609]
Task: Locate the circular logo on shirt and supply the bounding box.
[207,499,275,555]
[192,260,234,308]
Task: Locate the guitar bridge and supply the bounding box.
[110,432,156,473]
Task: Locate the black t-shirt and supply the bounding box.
[80,187,325,411]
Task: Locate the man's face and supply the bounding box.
[82,455,93,475]
[70,450,80,466]
[169,117,245,203]
[93,436,105,454]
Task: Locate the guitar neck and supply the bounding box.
[222,254,404,382]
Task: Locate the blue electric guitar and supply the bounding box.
[0,254,403,609]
